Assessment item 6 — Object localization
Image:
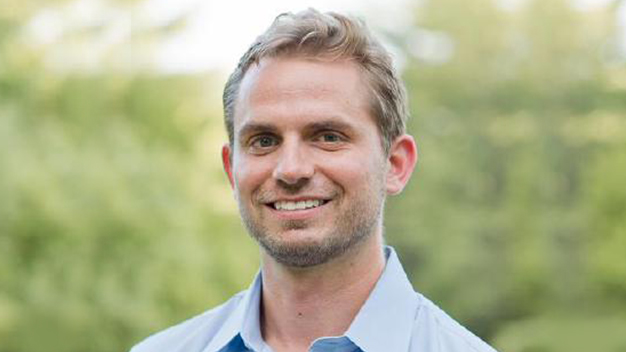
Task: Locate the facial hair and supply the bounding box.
[236,171,386,268]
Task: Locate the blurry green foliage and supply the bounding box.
[386,0,626,350]
[0,0,625,351]
[0,2,258,351]
[493,315,626,351]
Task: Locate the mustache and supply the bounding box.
[254,183,339,203]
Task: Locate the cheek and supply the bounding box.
[233,157,273,194]
[321,153,384,190]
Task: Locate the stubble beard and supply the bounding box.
[237,183,386,268]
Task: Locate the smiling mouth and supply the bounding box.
[269,199,330,211]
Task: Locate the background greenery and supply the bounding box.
[1,0,625,351]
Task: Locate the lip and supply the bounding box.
[266,196,331,203]
[264,199,332,221]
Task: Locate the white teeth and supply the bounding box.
[274,200,324,211]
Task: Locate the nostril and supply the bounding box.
[273,150,315,183]
[276,178,310,192]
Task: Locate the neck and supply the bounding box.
[259,233,385,352]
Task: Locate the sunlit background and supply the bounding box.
[1,0,626,351]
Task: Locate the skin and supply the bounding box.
[222,56,417,352]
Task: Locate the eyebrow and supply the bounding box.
[236,118,357,141]
[237,123,279,140]
[303,120,356,135]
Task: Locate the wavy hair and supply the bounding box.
[223,8,408,154]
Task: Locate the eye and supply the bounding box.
[249,134,279,151]
[315,131,344,143]
[321,133,340,142]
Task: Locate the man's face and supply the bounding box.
[223,57,389,267]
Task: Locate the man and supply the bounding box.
[131,8,497,352]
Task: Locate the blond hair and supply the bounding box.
[223,8,408,154]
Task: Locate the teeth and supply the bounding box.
[274,200,324,211]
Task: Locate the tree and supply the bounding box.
[386,0,626,349]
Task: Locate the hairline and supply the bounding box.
[228,53,391,155]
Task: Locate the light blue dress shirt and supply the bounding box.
[131,247,498,352]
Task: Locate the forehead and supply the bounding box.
[234,57,372,131]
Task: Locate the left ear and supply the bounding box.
[386,134,418,195]
[222,143,235,189]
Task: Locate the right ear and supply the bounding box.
[222,143,234,189]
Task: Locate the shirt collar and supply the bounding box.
[204,246,420,352]
[345,246,420,352]
[203,272,264,352]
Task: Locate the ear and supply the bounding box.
[386,134,418,195]
[222,143,235,189]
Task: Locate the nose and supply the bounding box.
[272,139,314,187]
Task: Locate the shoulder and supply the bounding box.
[410,292,498,352]
[129,291,246,352]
